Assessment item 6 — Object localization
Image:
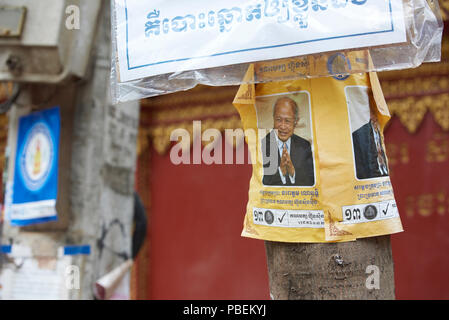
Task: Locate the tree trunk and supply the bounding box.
[265,236,395,300]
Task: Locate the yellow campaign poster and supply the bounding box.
[233,59,403,243]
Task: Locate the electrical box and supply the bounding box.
[0,0,101,83]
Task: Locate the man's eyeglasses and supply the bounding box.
[274,117,296,126]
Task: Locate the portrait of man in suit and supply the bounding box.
[261,97,315,187]
[352,106,389,180]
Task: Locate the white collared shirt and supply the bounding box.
[274,131,296,184]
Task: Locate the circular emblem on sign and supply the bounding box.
[264,210,274,225]
[19,122,54,191]
[327,53,351,81]
[363,205,378,220]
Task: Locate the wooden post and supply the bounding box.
[265,235,395,300]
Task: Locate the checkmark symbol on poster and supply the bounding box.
[383,203,390,215]
[278,212,287,223]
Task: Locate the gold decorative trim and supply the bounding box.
[139,92,449,155]
[380,75,449,98]
[150,103,237,124]
[138,115,242,156]
[429,94,449,131]
[387,97,430,133]
[140,85,238,109]
[140,92,449,156]
[379,30,449,133]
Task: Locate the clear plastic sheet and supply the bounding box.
[111,0,443,104]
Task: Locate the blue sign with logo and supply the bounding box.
[10,107,60,226]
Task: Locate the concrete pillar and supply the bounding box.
[0,2,140,300]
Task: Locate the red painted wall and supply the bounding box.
[148,141,270,300]
[147,115,449,299]
[388,113,449,300]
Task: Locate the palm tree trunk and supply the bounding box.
[265,235,395,300]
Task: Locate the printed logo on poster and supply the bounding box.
[9,107,61,226]
[19,122,55,191]
[327,53,351,81]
